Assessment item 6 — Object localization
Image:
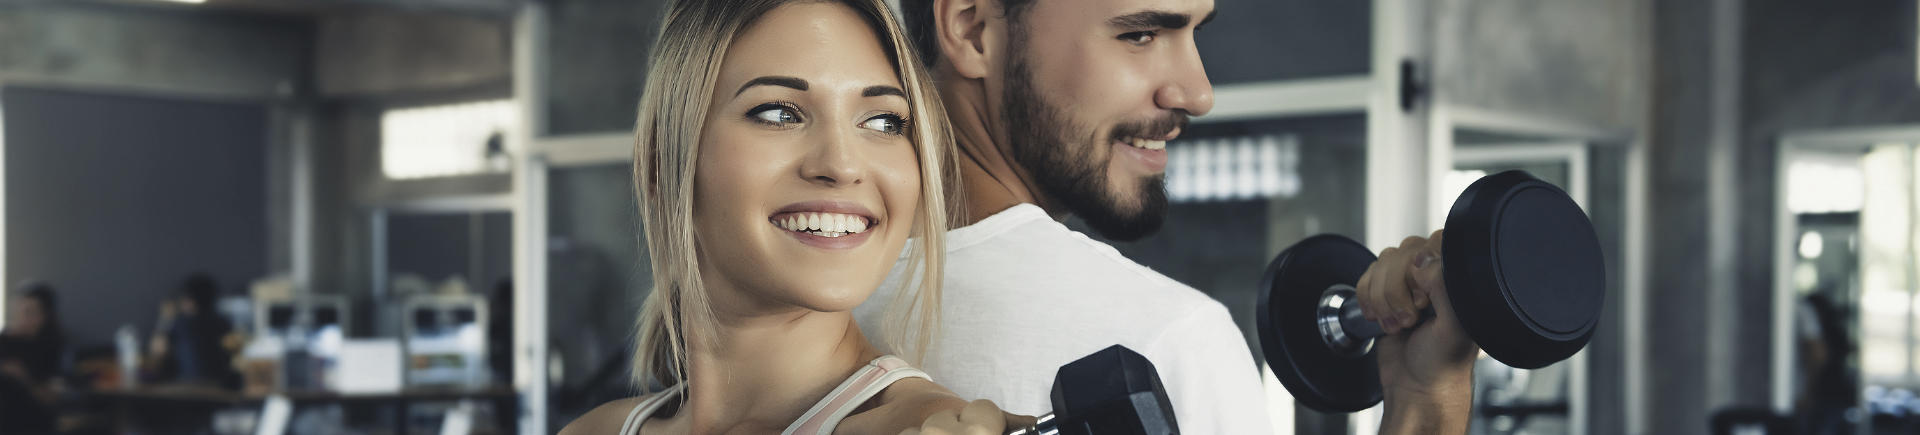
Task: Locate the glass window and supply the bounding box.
[380,100,517,179]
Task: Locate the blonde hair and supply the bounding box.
[629,0,956,389]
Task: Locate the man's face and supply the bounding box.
[993,0,1215,241]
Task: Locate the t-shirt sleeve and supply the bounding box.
[1144,301,1274,435]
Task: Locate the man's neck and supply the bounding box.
[938,70,1068,227]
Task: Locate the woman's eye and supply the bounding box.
[1118,31,1156,45]
[860,114,907,135]
[749,103,802,126]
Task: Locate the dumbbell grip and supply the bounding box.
[1317,284,1437,355]
[1005,413,1058,435]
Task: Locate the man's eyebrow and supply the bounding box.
[735,76,808,96]
[863,85,906,98]
[1108,10,1192,29]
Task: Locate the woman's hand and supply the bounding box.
[901,399,1015,435]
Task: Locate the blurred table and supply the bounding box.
[90,383,516,434]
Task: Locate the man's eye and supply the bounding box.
[860,114,907,135]
[1118,31,1157,45]
[749,103,802,125]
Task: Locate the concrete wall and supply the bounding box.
[0,3,308,98]
[3,87,269,346]
[1432,0,1653,130]
[543,0,662,136]
[315,10,511,97]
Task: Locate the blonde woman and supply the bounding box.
[560,0,1018,433]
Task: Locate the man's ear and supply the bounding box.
[933,0,993,79]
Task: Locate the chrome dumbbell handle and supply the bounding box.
[1004,414,1058,435]
[1315,284,1436,357]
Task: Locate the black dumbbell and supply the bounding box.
[1008,345,1179,435]
[1257,170,1606,413]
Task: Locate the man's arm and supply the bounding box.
[1145,302,1273,435]
[1381,382,1474,435]
[1361,231,1479,435]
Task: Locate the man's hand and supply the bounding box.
[901,399,1019,435]
[1354,230,1478,434]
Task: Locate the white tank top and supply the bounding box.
[615,355,930,435]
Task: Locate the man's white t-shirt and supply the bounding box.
[854,203,1272,434]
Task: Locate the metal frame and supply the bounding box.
[1703,0,1746,414]
[1205,75,1373,123]
[1773,124,1920,415]
[535,132,631,167]
[377,194,516,214]
[287,105,315,299]
[1350,1,1426,432]
[0,85,8,327]
[510,4,552,433]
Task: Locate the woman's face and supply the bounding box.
[692,2,921,316]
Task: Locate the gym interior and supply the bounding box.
[0,0,1911,434]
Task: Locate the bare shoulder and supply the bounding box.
[558,396,649,435]
[833,377,969,434]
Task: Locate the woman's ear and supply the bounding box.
[934,0,993,80]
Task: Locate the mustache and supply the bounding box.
[1109,113,1190,142]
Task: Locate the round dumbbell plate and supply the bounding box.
[1444,170,1605,369]
[1258,234,1381,413]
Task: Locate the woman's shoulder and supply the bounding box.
[834,377,969,434]
[558,396,652,435]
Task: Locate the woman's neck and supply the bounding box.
[667,295,882,433]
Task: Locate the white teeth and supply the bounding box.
[772,212,871,236]
[1126,138,1167,150]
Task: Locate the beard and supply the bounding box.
[1000,51,1184,242]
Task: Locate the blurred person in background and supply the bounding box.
[145,273,237,387]
[0,282,67,434]
[1796,293,1856,434]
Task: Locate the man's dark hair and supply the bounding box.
[901,0,1036,68]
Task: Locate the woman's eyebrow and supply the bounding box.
[736,76,809,96]
[863,85,906,98]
